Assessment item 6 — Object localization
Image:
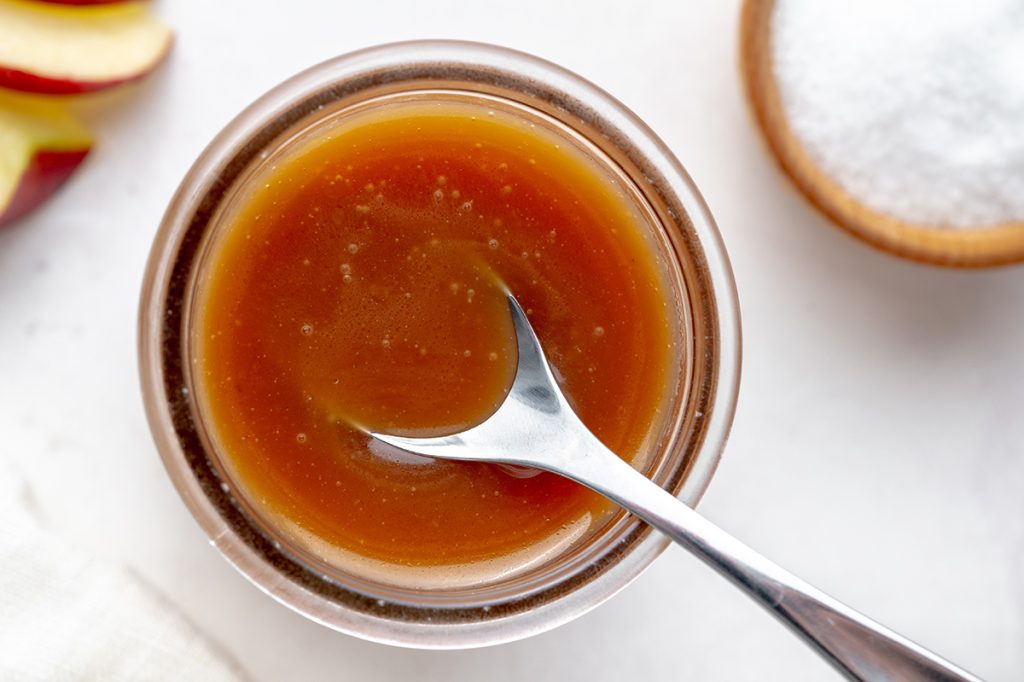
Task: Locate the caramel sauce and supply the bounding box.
[195,100,675,569]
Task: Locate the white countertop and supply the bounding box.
[1,1,1021,679]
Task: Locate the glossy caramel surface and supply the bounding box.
[195,99,675,568]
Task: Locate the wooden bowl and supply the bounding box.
[739,0,1024,267]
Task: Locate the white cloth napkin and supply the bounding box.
[0,465,246,681]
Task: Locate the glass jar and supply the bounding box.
[138,40,740,648]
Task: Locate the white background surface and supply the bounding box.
[2,1,1022,680]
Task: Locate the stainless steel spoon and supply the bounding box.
[373,294,981,682]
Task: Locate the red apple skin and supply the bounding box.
[0,2,173,96]
[0,148,90,227]
[0,65,145,95]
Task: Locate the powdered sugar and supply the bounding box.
[772,0,1024,229]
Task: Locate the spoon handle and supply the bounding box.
[563,434,981,682]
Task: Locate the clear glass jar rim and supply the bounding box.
[138,39,741,649]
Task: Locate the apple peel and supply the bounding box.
[0,98,92,226]
[0,0,173,95]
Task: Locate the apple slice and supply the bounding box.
[0,0,172,95]
[0,95,92,226]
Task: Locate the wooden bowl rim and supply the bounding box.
[739,0,1024,268]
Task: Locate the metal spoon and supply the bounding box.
[373,294,980,682]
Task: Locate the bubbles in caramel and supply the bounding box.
[194,98,676,582]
